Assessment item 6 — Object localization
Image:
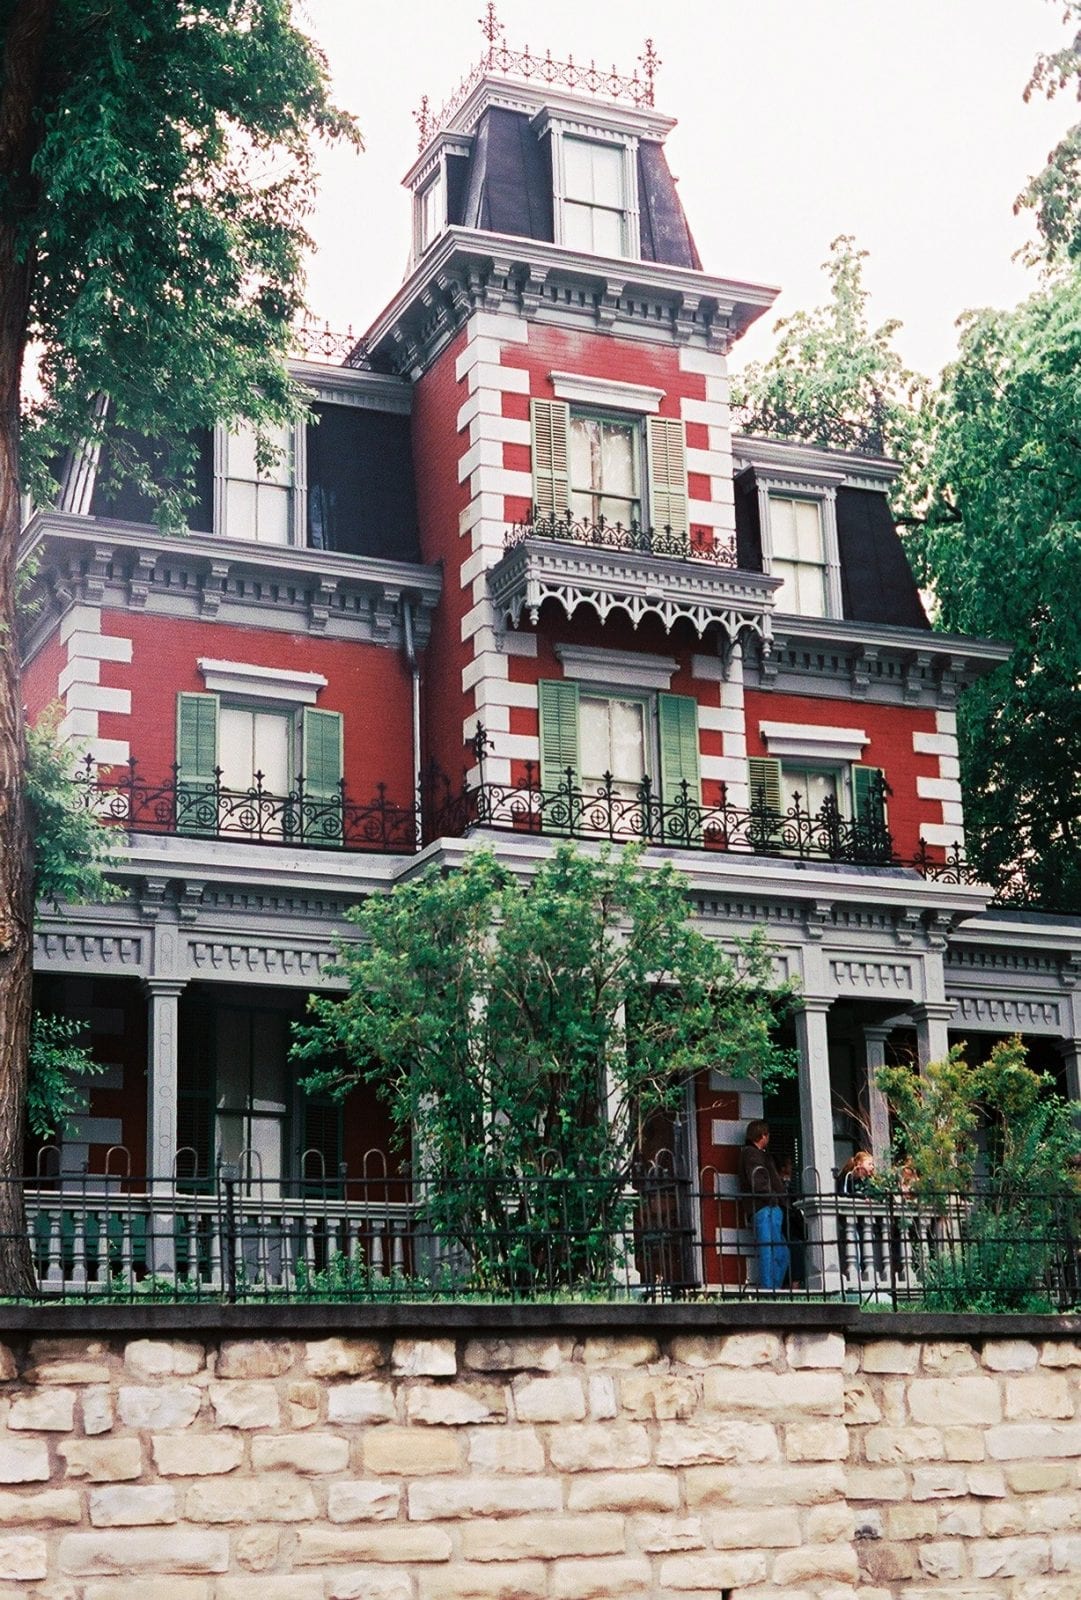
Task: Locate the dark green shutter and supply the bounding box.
[303,708,344,845]
[648,416,688,539]
[301,1096,344,1192]
[748,756,782,813]
[658,694,701,807]
[538,679,579,791]
[176,692,218,836]
[530,399,570,521]
[853,764,888,857]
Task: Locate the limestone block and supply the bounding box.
[846,1466,909,1502]
[786,1331,845,1369]
[1005,1373,1074,1419]
[671,1331,780,1367]
[151,1433,244,1476]
[843,1380,882,1425]
[0,1536,46,1581]
[910,1466,969,1499]
[982,1499,1026,1537]
[987,1422,1081,1459]
[0,1488,80,1524]
[943,1426,985,1461]
[550,1557,652,1598]
[581,1337,659,1368]
[327,1381,397,1426]
[877,1376,909,1425]
[566,1471,679,1513]
[327,1480,402,1521]
[216,1341,296,1380]
[886,1503,938,1540]
[59,1530,230,1575]
[706,1506,800,1547]
[657,1551,768,1590]
[89,1484,178,1525]
[466,1427,544,1474]
[1051,1532,1081,1570]
[208,1381,280,1429]
[117,1385,202,1430]
[656,1419,779,1466]
[7,1387,75,1430]
[363,1425,462,1476]
[851,1508,883,1540]
[82,1583,209,1600]
[863,1425,945,1463]
[24,1357,110,1385]
[922,1341,979,1376]
[286,1379,321,1427]
[408,1476,561,1522]
[327,1573,414,1600]
[771,1542,860,1584]
[619,1371,697,1420]
[463,1339,568,1373]
[858,1541,916,1583]
[82,1386,114,1435]
[0,1352,14,1383]
[982,1339,1039,1372]
[861,1340,920,1374]
[587,1374,617,1419]
[684,1463,844,1506]
[1021,1583,1081,1600]
[234,1527,279,1571]
[0,1439,50,1483]
[305,1339,384,1378]
[918,1540,965,1579]
[511,1374,585,1423]
[417,1562,548,1599]
[217,1580,324,1599]
[1006,1461,1073,1493]
[60,1437,142,1482]
[407,1382,507,1426]
[548,1422,650,1472]
[970,1535,1051,1577]
[124,1341,204,1379]
[703,1369,844,1416]
[392,1339,457,1377]
[630,1513,704,1552]
[295,1526,453,1564]
[460,1514,624,1562]
[250,1432,350,1473]
[1039,1340,1081,1367]
[909,1377,1002,1426]
[783,1421,849,1461]
[806,1501,855,1542]
[967,1464,1007,1497]
[938,1503,982,1537]
[184,1474,318,1523]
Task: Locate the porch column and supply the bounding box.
[1057,1040,1081,1123]
[144,979,185,1185]
[795,999,842,1294]
[862,1025,894,1168]
[911,1002,954,1073]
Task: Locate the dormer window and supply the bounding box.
[562,137,629,256]
[769,495,829,617]
[416,168,445,255]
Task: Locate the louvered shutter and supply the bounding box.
[303,708,344,845]
[747,757,782,814]
[176,692,218,836]
[538,679,580,791]
[658,694,701,807]
[648,417,688,540]
[530,399,571,521]
[852,764,888,858]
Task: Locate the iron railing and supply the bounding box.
[506,510,737,566]
[10,1166,1079,1309]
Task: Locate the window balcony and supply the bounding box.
[488,513,778,645]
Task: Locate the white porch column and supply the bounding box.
[862,1025,894,1168]
[911,1002,954,1073]
[145,979,185,1185]
[795,998,842,1294]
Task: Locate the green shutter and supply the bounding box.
[303,708,344,845]
[748,756,783,851]
[538,679,579,791]
[176,692,218,836]
[530,399,570,522]
[853,764,888,855]
[658,694,701,807]
[648,416,688,539]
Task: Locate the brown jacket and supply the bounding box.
[739,1142,786,1210]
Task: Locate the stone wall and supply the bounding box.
[0,1313,1072,1598]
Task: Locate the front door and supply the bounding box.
[214,1006,289,1192]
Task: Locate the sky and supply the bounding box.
[296,0,1076,381]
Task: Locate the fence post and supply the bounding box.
[220,1163,239,1304]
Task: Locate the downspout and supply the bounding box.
[402,599,422,835]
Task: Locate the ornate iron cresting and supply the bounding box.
[414,5,661,151]
[291,321,359,365]
[506,511,737,567]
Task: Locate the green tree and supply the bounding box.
[733,235,927,463]
[293,845,793,1293]
[0,2,357,1292]
[1016,0,1081,266]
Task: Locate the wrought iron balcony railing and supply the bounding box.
[506,510,737,566]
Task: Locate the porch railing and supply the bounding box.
[11,1170,1079,1310]
[506,510,737,566]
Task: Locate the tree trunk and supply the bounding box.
[0,0,57,1296]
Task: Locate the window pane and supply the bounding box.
[225,424,259,481]
[580,696,646,790]
[783,767,839,815]
[219,706,256,790]
[600,422,636,497]
[769,496,798,559]
[580,698,609,782]
[224,480,256,542]
[793,498,824,560]
[251,711,290,792]
[610,700,646,784]
[562,201,595,251]
[565,138,623,204]
[255,483,291,544]
[590,206,625,258]
[570,415,599,492]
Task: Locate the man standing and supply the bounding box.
[739,1119,790,1291]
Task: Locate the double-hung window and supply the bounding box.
[769,496,828,617]
[748,755,887,856]
[531,398,687,538]
[569,414,641,526]
[562,136,629,257]
[220,419,295,545]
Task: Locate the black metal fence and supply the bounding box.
[506,511,737,565]
[14,1169,1080,1311]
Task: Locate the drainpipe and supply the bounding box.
[402,599,422,830]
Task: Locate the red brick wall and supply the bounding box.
[22,631,66,723]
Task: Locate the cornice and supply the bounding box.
[733,434,902,486]
[444,77,678,147]
[290,361,412,415]
[360,228,780,377]
[18,514,442,660]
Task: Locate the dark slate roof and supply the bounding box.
[638,142,702,270]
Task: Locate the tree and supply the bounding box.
[733,235,927,464]
[292,844,793,1292]
[0,3,357,1291]
[1016,0,1081,266]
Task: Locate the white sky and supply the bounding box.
[297,0,1075,380]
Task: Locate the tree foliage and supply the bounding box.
[293,845,793,1289]
[1016,0,1081,266]
[733,235,927,464]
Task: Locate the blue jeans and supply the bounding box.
[754,1204,790,1290]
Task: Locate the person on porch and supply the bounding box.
[739,1119,790,1291]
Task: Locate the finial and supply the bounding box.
[639,38,660,105]
[412,93,432,152]
[480,2,501,64]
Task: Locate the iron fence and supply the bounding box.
[10,1168,1079,1310]
[506,511,738,566]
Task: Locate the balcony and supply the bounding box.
[488,513,778,644]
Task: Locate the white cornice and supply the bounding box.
[442,76,676,148]
[733,434,902,486]
[291,362,412,415]
[760,721,868,763]
[555,643,677,690]
[197,659,327,705]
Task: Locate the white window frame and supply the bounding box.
[756,474,843,619]
[568,406,643,527]
[415,166,446,257]
[213,419,307,548]
[537,112,640,261]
